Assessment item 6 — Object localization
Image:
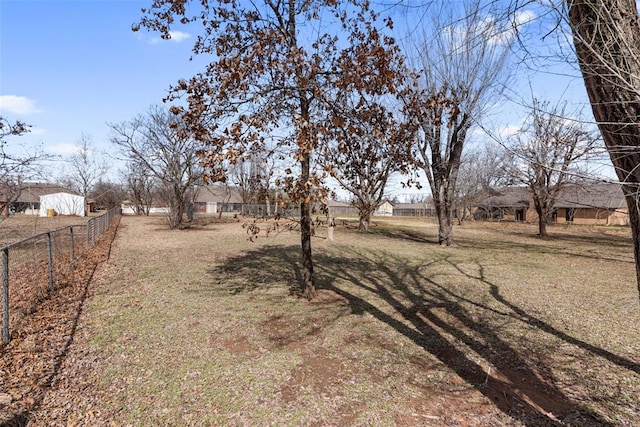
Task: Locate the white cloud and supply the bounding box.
[0,95,41,115]
[149,30,191,44]
[443,9,536,52]
[489,9,538,46]
[513,10,537,28]
[168,30,191,42]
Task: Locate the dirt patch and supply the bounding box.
[280,354,346,403]
[211,334,256,355]
[262,314,324,350]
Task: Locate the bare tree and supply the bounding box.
[109,105,203,228]
[403,0,514,245]
[63,133,109,200]
[454,142,507,223]
[0,117,47,216]
[124,159,156,216]
[504,98,599,236]
[136,0,402,298]
[229,152,272,209]
[561,0,640,297]
[319,98,414,231]
[89,179,126,210]
[210,181,234,219]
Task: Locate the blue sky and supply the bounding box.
[1,0,203,176]
[0,0,618,197]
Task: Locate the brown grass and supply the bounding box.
[0,213,100,246]
[19,216,640,426]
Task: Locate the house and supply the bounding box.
[374,200,394,216]
[120,201,170,215]
[324,199,394,217]
[194,185,244,214]
[475,184,629,226]
[473,187,531,222]
[121,185,245,216]
[553,183,628,226]
[0,183,82,216]
[39,192,85,217]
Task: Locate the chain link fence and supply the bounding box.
[1,207,120,345]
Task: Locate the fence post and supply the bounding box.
[70,226,75,263]
[2,248,9,345]
[0,211,120,347]
[46,232,54,290]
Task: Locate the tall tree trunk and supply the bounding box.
[169,202,183,229]
[536,206,548,237]
[358,214,370,232]
[433,182,454,246]
[290,0,315,300]
[358,203,373,232]
[437,207,454,245]
[532,197,549,237]
[299,153,316,299]
[568,0,640,299]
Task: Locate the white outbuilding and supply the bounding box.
[39,192,85,217]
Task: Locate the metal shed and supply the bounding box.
[39,192,85,217]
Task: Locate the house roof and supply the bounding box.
[477,187,531,209]
[554,183,625,209]
[1,183,79,204]
[477,184,626,210]
[325,200,351,208]
[195,185,243,204]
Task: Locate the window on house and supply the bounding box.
[565,208,575,222]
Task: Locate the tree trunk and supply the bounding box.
[299,154,316,299]
[626,197,640,296]
[533,197,551,237]
[437,208,454,245]
[433,196,454,245]
[568,0,640,298]
[167,189,186,229]
[536,207,548,237]
[433,180,455,245]
[358,205,373,232]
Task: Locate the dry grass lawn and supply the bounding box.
[0,213,102,246]
[23,215,640,426]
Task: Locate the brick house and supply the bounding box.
[475,183,629,226]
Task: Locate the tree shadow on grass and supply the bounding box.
[204,244,302,296]
[367,226,439,244]
[358,223,634,265]
[206,244,636,425]
[428,226,636,265]
[438,257,640,375]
